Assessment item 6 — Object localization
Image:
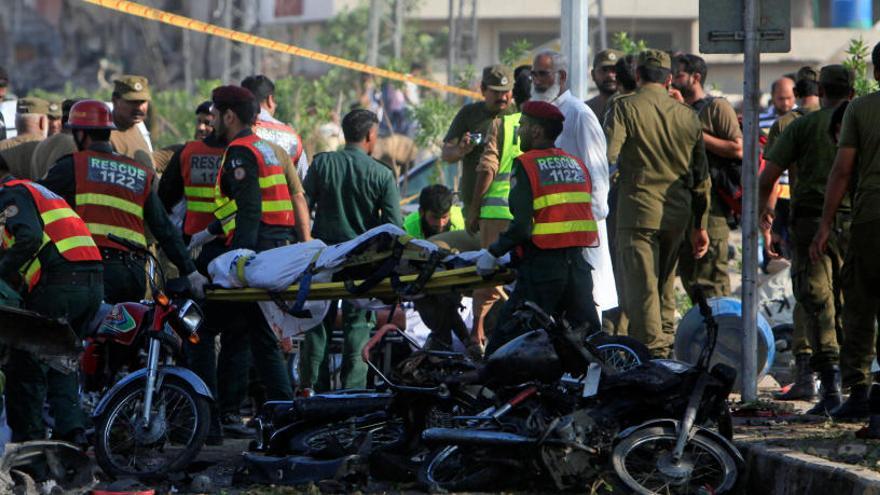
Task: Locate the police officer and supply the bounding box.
[47,101,62,137]
[187,86,295,439]
[760,65,854,415]
[0,162,103,443]
[605,49,712,358]
[30,99,79,181]
[586,49,623,120]
[39,100,208,303]
[0,97,51,179]
[478,101,601,355]
[403,184,465,239]
[110,75,154,170]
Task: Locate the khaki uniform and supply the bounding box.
[0,134,43,179]
[765,105,849,373]
[678,97,741,300]
[834,92,880,389]
[605,84,711,356]
[30,132,76,180]
[110,125,153,170]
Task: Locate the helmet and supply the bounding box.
[65,99,117,130]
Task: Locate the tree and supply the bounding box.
[843,37,880,97]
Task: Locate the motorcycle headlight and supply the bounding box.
[177,299,204,337]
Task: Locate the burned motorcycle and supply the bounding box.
[420,287,742,494]
[88,234,211,478]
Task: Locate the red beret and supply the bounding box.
[212,85,255,106]
[522,101,565,122]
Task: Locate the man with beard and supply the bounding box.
[671,54,742,302]
[404,184,464,239]
[760,76,796,132]
[30,99,80,180]
[0,98,51,179]
[109,75,154,170]
[531,50,616,320]
[586,49,623,120]
[46,101,62,137]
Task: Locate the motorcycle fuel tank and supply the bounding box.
[485,329,563,385]
[95,302,149,346]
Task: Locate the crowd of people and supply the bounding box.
[1,38,880,449]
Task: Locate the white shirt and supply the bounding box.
[258,107,310,182]
[553,90,617,311]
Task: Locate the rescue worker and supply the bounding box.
[39,100,207,303]
[671,54,742,301]
[109,75,154,169]
[811,42,880,423]
[403,184,465,239]
[605,49,712,358]
[30,99,79,181]
[194,100,214,140]
[760,65,854,415]
[479,101,601,355]
[187,85,296,440]
[585,49,623,120]
[0,160,103,444]
[301,108,402,391]
[0,97,50,179]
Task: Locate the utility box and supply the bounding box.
[699,0,791,54]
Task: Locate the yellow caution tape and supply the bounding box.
[82,0,483,99]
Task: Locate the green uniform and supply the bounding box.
[605,84,711,356]
[403,206,465,239]
[765,105,850,373]
[0,177,103,442]
[39,142,196,303]
[301,144,402,390]
[833,92,880,389]
[678,97,742,300]
[443,102,515,213]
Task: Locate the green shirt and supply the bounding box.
[304,144,402,244]
[765,102,820,155]
[403,206,465,239]
[696,97,742,220]
[837,91,880,224]
[605,84,711,231]
[443,102,515,212]
[765,105,849,216]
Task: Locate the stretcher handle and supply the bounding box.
[361,323,401,363]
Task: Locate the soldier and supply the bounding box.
[585,49,623,120]
[110,75,154,169]
[605,49,711,358]
[671,54,742,301]
[760,65,854,415]
[811,42,880,423]
[29,99,79,181]
[403,184,465,240]
[0,163,103,444]
[39,100,207,303]
[479,101,600,354]
[0,97,50,179]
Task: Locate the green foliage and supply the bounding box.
[501,39,533,67]
[843,37,880,97]
[410,96,458,149]
[612,32,648,56]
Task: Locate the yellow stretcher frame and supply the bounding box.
[204,266,515,302]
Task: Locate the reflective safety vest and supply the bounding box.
[0,180,100,292]
[480,113,522,220]
[73,150,153,250]
[254,119,304,165]
[180,140,224,235]
[213,134,295,241]
[518,148,599,249]
[403,206,465,239]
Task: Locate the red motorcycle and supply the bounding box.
[84,234,212,478]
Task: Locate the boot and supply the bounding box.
[830,383,871,421]
[804,366,841,415]
[774,354,817,401]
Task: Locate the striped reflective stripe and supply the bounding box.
[55,235,100,253]
[23,258,41,290]
[1,229,12,247]
[184,186,216,198]
[532,220,598,235]
[86,223,147,246]
[481,197,509,207]
[76,193,144,218]
[495,172,511,181]
[263,199,293,212]
[187,201,216,212]
[533,191,592,210]
[258,174,287,188]
[41,207,79,225]
[221,217,236,234]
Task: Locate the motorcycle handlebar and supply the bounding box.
[361,323,400,363]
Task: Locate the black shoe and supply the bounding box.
[805,367,841,416]
[831,384,871,421]
[221,413,255,439]
[775,354,817,401]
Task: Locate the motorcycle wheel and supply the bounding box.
[287,416,406,457]
[419,445,509,492]
[94,375,210,478]
[591,334,651,372]
[612,425,739,494]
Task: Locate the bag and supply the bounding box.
[693,96,744,223]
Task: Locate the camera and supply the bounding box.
[467,132,484,146]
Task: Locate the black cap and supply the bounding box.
[195,100,212,115]
[241,75,275,102]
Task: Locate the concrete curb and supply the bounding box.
[738,442,880,495]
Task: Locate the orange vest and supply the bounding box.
[180,140,224,235]
[213,134,295,242]
[254,119,304,165]
[0,180,101,292]
[518,148,599,249]
[73,150,153,250]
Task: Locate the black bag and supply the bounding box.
[693,96,744,224]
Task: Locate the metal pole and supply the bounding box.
[367,0,381,68]
[598,0,608,50]
[741,0,761,403]
[561,0,589,99]
[447,0,456,86]
[393,0,404,60]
